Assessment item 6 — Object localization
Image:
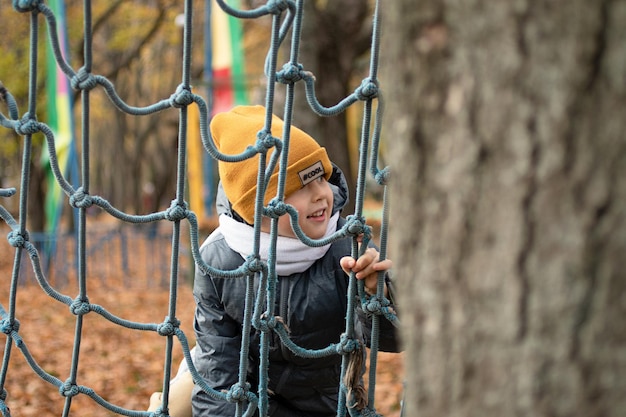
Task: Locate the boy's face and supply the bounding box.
[275,176,334,239]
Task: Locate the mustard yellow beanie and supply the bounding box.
[210,105,332,224]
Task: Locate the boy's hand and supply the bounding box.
[340,248,392,295]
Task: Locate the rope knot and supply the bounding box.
[255,130,277,152]
[336,334,358,354]
[169,85,194,108]
[165,200,188,221]
[15,114,39,136]
[70,67,98,91]
[265,0,289,14]
[70,297,91,316]
[7,230,28,248]
[157,316,180,336]
[225,382,250,403]
[264,199,287,219]
[276,62,304,84]
[69,187,93,209]
[12,0,42,13]
[257,314,283,333]
[355,78,379,100]
[59,379,79,398]
[0,318,19,335]
[374,166,390,186]
[345,215,368,236]
[244,255,264,274]
[364,297,383,314]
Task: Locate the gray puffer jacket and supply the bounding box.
[191,166,399,417]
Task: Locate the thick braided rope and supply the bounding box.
[0,0,396,416]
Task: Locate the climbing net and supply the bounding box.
[0,0,397,416]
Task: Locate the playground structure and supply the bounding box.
[0,1,399,416]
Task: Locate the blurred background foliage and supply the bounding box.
[0,0,379,232]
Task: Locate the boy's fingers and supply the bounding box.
[342,251,390,279]
[355,250,378,270]
[373,259,392,271]
[340,257,357,276]
[340,256,355,269]
[355,259,391,279]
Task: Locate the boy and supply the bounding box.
[150,105,398,416]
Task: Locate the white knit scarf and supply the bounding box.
[216,212,339,275]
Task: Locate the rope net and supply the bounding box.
[0,1,397,416]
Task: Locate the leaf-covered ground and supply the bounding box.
[0,244,404,417]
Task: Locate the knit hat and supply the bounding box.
[210,105,333,224]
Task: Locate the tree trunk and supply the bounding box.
[382,1,626,416]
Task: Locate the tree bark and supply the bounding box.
[381,1,626,416]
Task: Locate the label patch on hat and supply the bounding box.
[298,160,325,186]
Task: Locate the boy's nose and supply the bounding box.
[310,180,325,199]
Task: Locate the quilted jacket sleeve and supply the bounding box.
[191,256,242,416]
